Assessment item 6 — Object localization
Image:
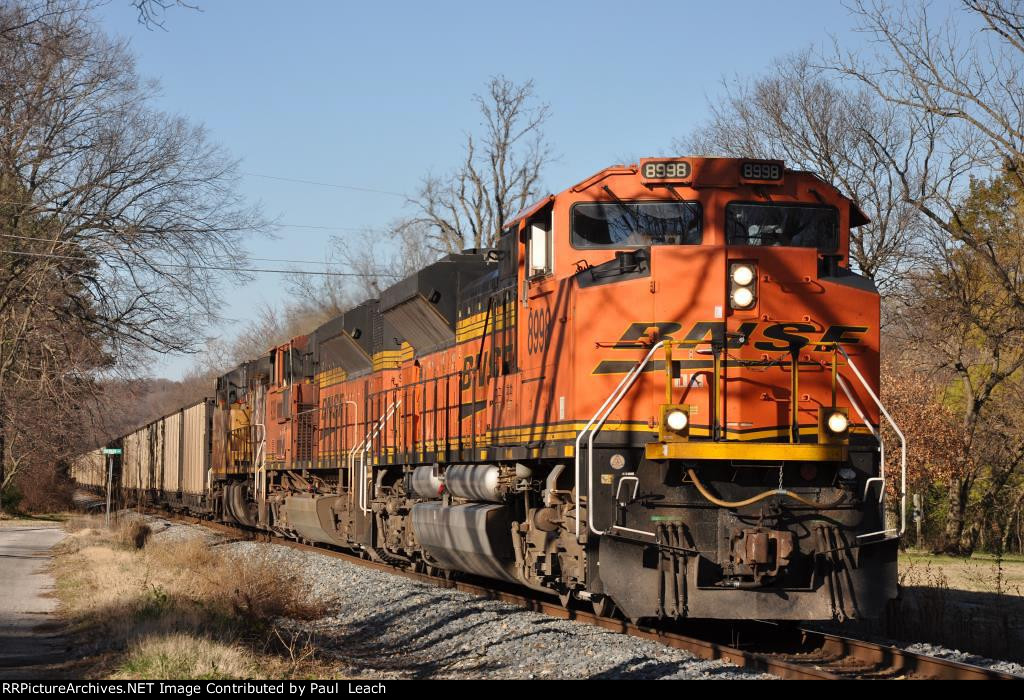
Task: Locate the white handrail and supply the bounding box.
[339,399,358,494]
[252,423,266,500]
[835,346,907,537]
[356,412,388,514]
[835,375,883,501]
[348,402,383,508]
[358,400,402,514]
[575,341,665,539]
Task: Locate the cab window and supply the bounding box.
[526,218,552,278]
[725,202,838,251]
[571,201,702,249]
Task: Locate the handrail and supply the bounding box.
[252,423,266,500]
[834,345,906,537]
[341,399,358,492]
[573,338,905,543]
[358,400,401,514]
[575,341,665,540]
[348,403,384,508]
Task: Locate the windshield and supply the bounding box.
[571,201,702,249]
[725,203,837,251]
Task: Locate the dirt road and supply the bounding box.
[0,523,71,678]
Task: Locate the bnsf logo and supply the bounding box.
[593,321,869,374]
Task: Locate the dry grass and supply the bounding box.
[111,634,257,680]
[901,550,1024,595]
[53,516,332,680]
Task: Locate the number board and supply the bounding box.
[741,161,783,181]
[641,160,691,181]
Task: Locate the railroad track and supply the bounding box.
[148,509,1017,681]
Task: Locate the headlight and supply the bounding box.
[731,287,754,308]
[826,411,849,434]
[666,409,689,431]
[731,264,755,286]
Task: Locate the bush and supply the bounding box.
[54,521,330,680]
[15,462,74,513]
[1,484,22,513]
[215,555,324,624]
[118,520,152,550]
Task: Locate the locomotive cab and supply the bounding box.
[521,157,900,621]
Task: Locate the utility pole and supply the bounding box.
[102,447,121,527]
[913,492,924,550]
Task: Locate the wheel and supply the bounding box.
[558,590,573,609]
[592,594,616,619]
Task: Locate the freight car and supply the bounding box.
[76,157,904,623]
[74,400,213,511]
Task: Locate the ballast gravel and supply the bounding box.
[901,643,1024,678]
[144,519,768,679]
[234,540,772,680]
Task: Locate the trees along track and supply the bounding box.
[149,510,1016,681]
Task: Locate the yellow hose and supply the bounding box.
[685,468,846,509]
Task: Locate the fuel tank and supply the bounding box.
[279,493,348,546]
[410,501,518,583]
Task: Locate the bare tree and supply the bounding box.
[835,0,1024,300]
[678,51,924,293]
[286,220,441,322]
[0,1,193,36]
[131,0,198,29]
[831,0,1024,551]
[0,1,260,505]
[404,76,552,253]
[886,169,1024,553]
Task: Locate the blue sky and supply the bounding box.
[94,0,956,378]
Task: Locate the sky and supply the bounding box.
[93,0,957,379]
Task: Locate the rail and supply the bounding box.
[252,423,266,499]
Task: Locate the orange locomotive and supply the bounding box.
[208,157,902,621]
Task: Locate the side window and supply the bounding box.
[527,217,552,278]
[497,228,518,285]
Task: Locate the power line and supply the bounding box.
[0,248,402,278]
[273,222,392,234]
[240,171,408,198]
[0,233,358,267]
[0,198,399,235]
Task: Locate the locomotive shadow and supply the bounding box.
[307,581,762,679]
[309,592,563,677]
